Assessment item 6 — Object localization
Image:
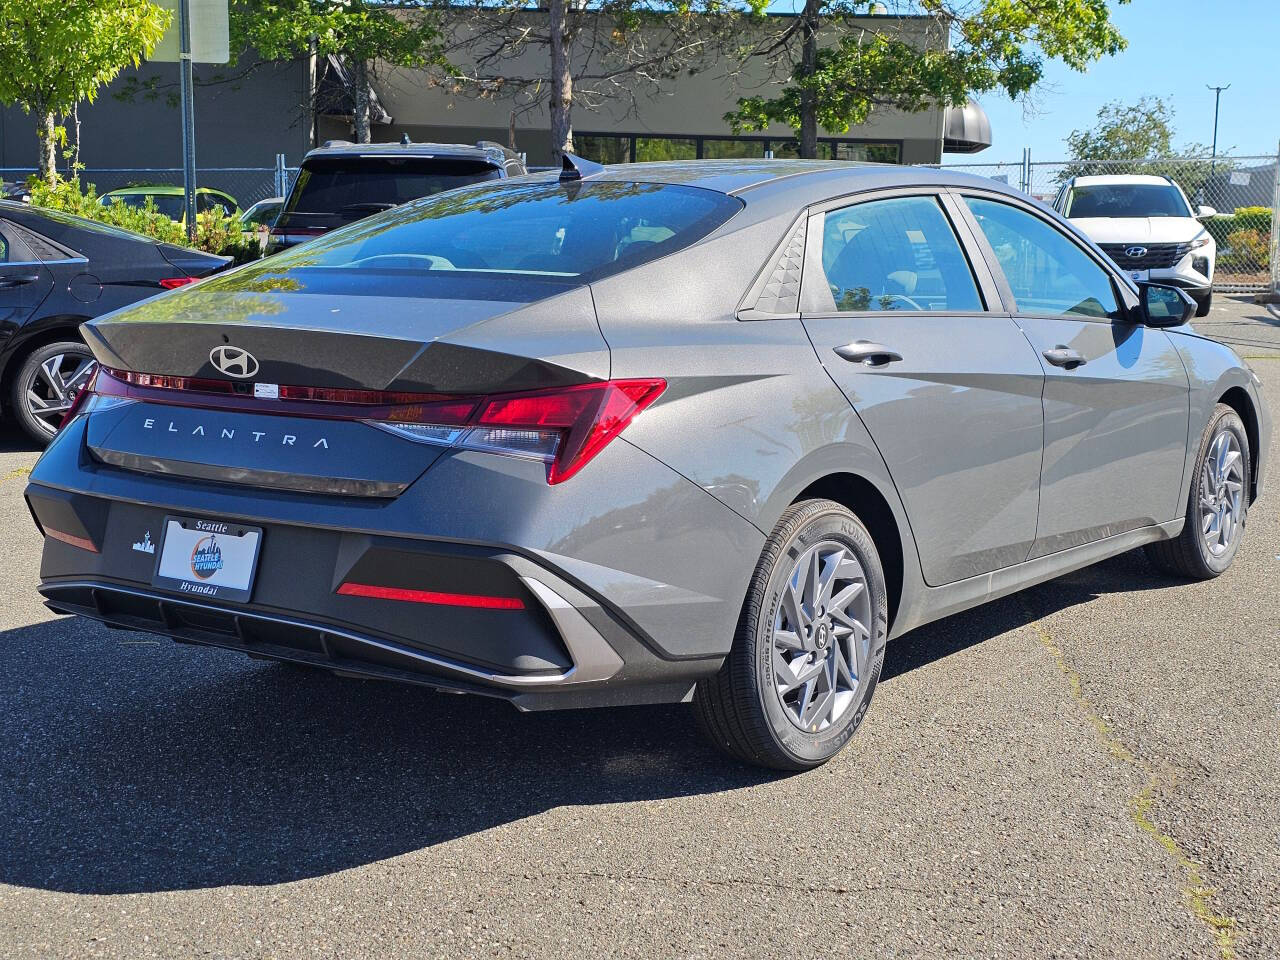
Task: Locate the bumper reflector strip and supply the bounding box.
[337,581,524,610]
[43,527,99,553]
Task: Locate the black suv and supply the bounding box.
[268,140,527,253]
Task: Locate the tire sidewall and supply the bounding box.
[1191,408,1249,575]
[751,504,888,766]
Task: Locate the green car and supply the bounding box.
[100,185,239,222]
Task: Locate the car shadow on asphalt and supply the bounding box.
[882,548,1176,681]
[0,549,1178,895]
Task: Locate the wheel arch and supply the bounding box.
[792,472,906,632]
[0,317,91,398]
[1219,384,1260,502]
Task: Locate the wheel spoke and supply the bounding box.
[773,628,804,652]
[38,356,68,401]
[834,643,857,689]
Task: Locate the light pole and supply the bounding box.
[1207,83,1230,178]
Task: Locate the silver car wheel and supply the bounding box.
[1200,428,1245,557]
[25,352,97,436]
[771,540,872,733]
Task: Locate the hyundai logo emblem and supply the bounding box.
[209,345,259,379]
[1124,245,1148,259]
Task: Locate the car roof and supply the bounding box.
[1070,174,1174,187]
[303,141,512,165]
[102,185,231,196]
[517,159,1029,207]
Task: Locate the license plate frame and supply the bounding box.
[152,516,264,604]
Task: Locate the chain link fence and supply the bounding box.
[931,152,1280,295]
[0,166,298,210]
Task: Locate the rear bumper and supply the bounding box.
[25,413,760,709]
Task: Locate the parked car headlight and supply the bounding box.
[1190,235,1213,249]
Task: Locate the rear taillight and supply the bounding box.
[159,277,198,290]
[372,379,667,484]
[89,368,665,484]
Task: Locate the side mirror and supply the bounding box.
[1197,204,1217,220]
[1137,282,1195,327]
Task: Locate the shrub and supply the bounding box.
[1205,205,1272,251]
[23,174,261,263]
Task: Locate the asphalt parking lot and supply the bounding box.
[1,297,1278,959]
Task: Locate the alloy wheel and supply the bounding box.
[25,351,97,436]
[1200,428,1245,557]
[771,540,873,733]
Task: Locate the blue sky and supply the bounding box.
[970,0,1280,163]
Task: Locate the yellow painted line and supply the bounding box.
[1,465,31,482]
[1030,620,1238,959]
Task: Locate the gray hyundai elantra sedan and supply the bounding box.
[26,158,1269,769]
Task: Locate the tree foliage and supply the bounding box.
[1060,96,1219,197]
[230,0,449,141]
[0,0,169,180]
[728,0,1132,158]
[1065,96,1177,162]
[229,0,447,66]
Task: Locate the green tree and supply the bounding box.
[230,0,449,142]
[445,0,765,163]
[1061,96,1218,197]
[727,0,1131,160]
[0,0,169,181]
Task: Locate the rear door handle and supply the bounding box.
[834,340,903,366]
[0,274,40,289]
[1042,346,1087,370]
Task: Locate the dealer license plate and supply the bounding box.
[152,516,263,603]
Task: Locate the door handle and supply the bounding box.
[1042,345,1087,370]
[0,274,39,289]
[834,340,903,366]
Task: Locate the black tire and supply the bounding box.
[695,498,889,771]
[9,340,97,446]
[1195,292,1213,318]
[1145,403,1250,579]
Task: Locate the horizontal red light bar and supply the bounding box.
[43,526,99,553]
[159,277,198,290]
[337,581,524,610]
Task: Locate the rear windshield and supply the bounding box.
[279,156,503,226]
[266,180,744,284]
[1065,183,1191,219]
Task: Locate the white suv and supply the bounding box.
[1053,174,1217,317]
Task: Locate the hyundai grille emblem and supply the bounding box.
[209,345,259,379]
[1124,245,1148,259]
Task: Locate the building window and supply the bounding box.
[636,137,697,161]
[575,132,903,165]
[834,141,900,163]
[576,135,629,164]
[702,138,765,159]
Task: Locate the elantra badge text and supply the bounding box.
[209,345,259,379]
[142,417,330,448]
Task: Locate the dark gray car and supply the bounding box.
[26,159,1269,770]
